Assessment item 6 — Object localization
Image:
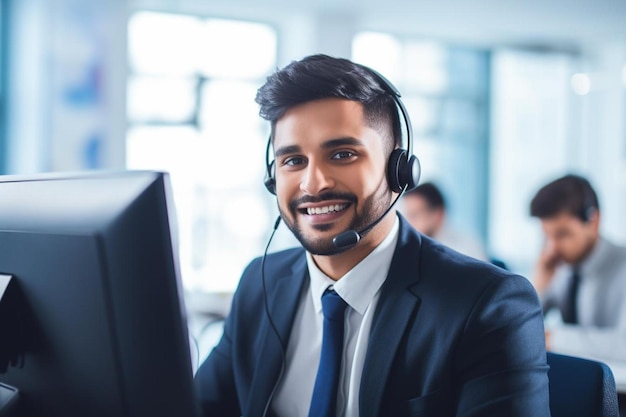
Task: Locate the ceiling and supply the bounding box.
[136,0,626,52]
[352,0,626,50]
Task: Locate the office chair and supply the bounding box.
[547,351,619,417]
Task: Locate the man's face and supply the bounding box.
[272,98,392,255]
[401,195,443,237]
[540,211,599,264]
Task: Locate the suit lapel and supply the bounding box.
[246,252,308,416]
[360,217,423,417]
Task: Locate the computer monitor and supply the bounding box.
[0,170,199,416]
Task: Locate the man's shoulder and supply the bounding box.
[254,246,305,268]
[416,237,533,298]
[231,247,306,309]
[390,233,541,336]
[239,246,306,282]
[396,216,520,287]
[591,237,626,275]
[435,225,488,261]
[420,236,508,277]
[603,237,626,258]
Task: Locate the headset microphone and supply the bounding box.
[332,184,409,249]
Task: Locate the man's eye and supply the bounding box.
[284,157,305,166]
[332,151,354,160]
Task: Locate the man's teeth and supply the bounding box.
[306,204,347,215]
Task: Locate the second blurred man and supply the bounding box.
[530,174,626,361]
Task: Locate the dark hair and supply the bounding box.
[404,182,446,210]
[530,174,599,221]
[255,54,401,150]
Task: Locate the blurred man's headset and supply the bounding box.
[577,176,597,223]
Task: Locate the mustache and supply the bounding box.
[289,192,357,211]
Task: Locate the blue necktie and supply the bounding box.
[308,289,348,417]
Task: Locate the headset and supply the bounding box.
[576,176,598,223]
[263,64,421,249]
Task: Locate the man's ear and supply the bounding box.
[587,208,600,232]
[434,208,446,229]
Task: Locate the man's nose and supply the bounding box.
[300,161,335,195]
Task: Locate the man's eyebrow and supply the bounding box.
[274,145,301,158]
[321,137,365,149]
[273,137,364,158]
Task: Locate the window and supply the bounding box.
[127,12,278,292]
[352,32,490,246]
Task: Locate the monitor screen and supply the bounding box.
[0,170,199,417]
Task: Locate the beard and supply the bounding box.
[279,185,393,256]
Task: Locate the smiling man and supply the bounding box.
[194,54,550,417]
[274,97,394,275]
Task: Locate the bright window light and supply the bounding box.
[126,124,272,293]
[198,80,266,189]
[126,124,200,174]
[126,13,277,292]
[403,97,439,134]
[196,124,266,190]
[199,80,261,128]
[352,32,402,85]
[128,11,202,76]
[571,73,591,95]
[404,41,448,93]
[198,19,277,79]
[127,76,197,122]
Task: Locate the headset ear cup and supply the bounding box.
[582,206,596,223]
[264,177,276,195]
[387,149,406,193]
[404,154,421,192]
[387,149,421,193]
[264,161,276,195]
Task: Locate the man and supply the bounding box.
[400,182,488,261]
[530,174,626,362]
[194,54,549,417]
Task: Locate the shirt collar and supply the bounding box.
[307,215,400,315]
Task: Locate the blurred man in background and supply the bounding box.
[530,174,626,362]
[401,182,488,261]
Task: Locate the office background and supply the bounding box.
[1,0,625,300]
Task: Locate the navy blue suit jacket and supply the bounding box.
[194,215,550,416]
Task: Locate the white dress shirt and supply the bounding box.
[543,237,626,362]
[271,216,399,417]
